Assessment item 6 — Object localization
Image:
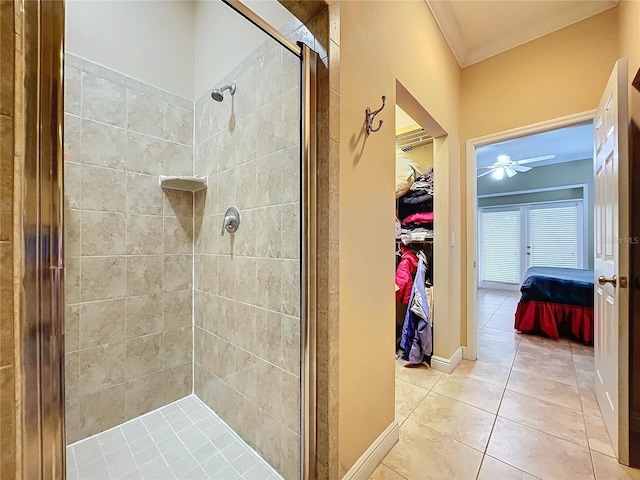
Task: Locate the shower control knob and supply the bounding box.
[221,207,241,236]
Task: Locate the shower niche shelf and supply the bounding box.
[159,175,208,192]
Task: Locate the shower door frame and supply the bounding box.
[18,0,319,479]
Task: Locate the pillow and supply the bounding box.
[395,157,422,199]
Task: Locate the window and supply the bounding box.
[479,200,584,288]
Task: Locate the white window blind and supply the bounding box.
[481,209,521,284]
[529,204,579,268]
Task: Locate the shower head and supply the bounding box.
[211,82,236,102]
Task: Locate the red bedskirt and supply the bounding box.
[514,300,594,345]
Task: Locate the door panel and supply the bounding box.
[594,57,630,464]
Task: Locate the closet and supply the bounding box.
[394,125,435,366]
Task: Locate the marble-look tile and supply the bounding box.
[125,294,163,338]
[477,455,538,480]
[163,290,192,330]
[79,384,126,439]
[581,386,605,418]
[450,359,511,388]
[255,361,283,422]
[81,211,126,256]
[80,256,126,302]
[164,103,193,146]
[64,114,81,166]
[64,161,82,212]
[79,342,125,395]
[126,132,164,175]
[498,389,588,447]
[81,119,126,170]
[126,173,163,215]
[65,352,80,399]
[369,464,408,480]
[409,392,495,450]
[126,255,163,296]
[382,418,483,480]
[431,375,504,413]
[79,299,125,349]
[394,362,443,391]
[163,362,192,404]
[82,72,126,127]
[164,142,193,176]
[281,259,300,317]
[280,315,300,376]
[592,450,640,480]
[516,342,574,365]
[512,355,577,386]
[163,189,193,219]
[127,90,165,138]
[476,343,516,368]
[80,165,126,213]
[163,326,192,369]
[65,304,80,352]
[64,65,81,116]
[487,417,594,480]
[126,214,164,255]
[394,379,428,418]
[584,413,615,457]
[506,369,582,411]
[125,371,165,420]
[484,313,518,332]
[163,254,193,292]
[65,208,81,257]
[163,216,193,255]
[519,334,571,351]
[280,371,300,433]
[125,333,163,380]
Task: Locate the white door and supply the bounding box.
[594,57,630,464]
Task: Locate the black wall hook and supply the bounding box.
[365,95,386,135]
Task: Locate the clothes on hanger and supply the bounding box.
[400,255,433,365]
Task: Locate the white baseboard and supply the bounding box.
[462,346,477,360]
[431,346,463,374]
[342,420,400,480]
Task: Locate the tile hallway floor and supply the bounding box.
[67,395,282,480]
[372,289,640,480]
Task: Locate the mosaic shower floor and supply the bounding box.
[66,395,282,480]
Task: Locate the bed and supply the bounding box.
[514,266,594,344]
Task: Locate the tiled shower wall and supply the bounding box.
[63,54,195,444]
[192,39,301,479]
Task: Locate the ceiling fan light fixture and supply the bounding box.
[497,154,510,164]
[492,168,505,180]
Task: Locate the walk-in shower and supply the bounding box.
[48,1,319,479]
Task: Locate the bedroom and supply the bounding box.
[476,121,595,344]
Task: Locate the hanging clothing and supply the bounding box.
[400,256,433,365]
[395,247,418,304]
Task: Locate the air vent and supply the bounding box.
[396,128,433,152]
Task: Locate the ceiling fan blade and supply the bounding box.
[477,166,496,169]
[477,170,494,178]
[515,154,556,165]
[511,165,532,172]
[505,167,517,178]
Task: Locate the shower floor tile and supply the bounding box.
[66,395,281,480]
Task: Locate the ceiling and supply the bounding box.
[476,123,593,169]
[426,0,618,67]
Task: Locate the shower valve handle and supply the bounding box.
[221,207,241,236]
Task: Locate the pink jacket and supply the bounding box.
[395,248,418,304]
[402,212,434,226]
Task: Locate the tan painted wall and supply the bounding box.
[459,7,621,345]
[338,0,462,474]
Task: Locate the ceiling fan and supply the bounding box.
[477,154,556,179]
